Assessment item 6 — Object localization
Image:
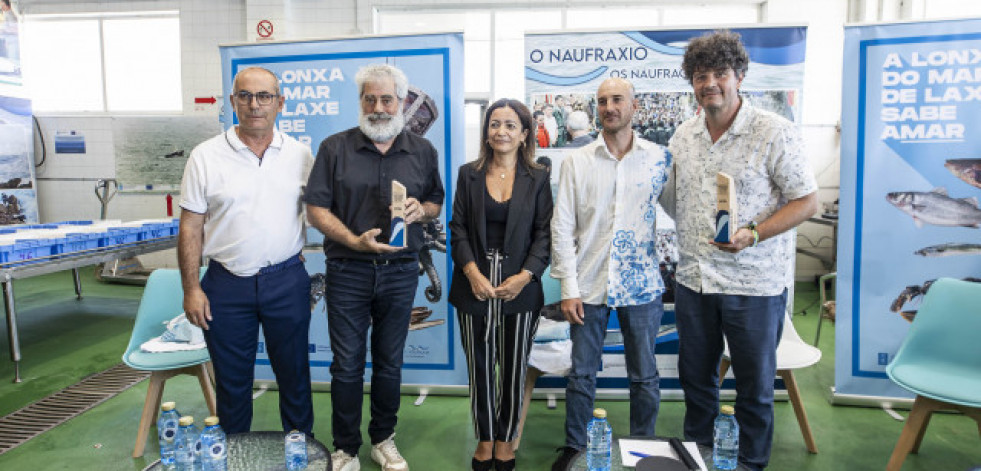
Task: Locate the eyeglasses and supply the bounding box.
[234,91,279,106]
[361,95,397,107]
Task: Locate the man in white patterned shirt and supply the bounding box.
[550,77,672,471]
[663,30,818,470]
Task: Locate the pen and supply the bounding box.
[629,451,652,458]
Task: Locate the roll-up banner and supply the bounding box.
[0,11,39,225]
[837,19,981,400]
[524,27,806,396]
[220,33,468,390]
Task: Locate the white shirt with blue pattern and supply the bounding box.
[551,133,672,307]
[665,101,817,296]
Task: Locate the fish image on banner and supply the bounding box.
[944,159,981,190]
[885,188,981,228]
[914,242,981,257]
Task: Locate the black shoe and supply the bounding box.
[551,446,583,471]
[494,457,516,471]
[471,457,494,471]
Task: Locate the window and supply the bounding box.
[21,12,182,113]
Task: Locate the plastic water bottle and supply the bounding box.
[199,416,227,471]
[586,408,612,471]
[285,430,308,470]
[713,405,739,470]
[175,416,201,471]
[157,402,181,468]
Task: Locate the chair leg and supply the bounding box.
[133,371,167,458]
[887,395,937,471]
[512,367,543,452]
[718,358,731,387]
[778,369,818,453]
[195,363,218,417]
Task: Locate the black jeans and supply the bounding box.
[325,257,418,456]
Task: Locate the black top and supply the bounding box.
[484,186,509,251]
[448,162,553,315]
[304,127,444,260]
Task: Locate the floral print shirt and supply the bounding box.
[666,101,817,296]
[551,134,672,306]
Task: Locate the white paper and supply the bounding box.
[618,438,708,470]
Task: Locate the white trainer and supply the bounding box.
[370,434,409,471]
[331,449,361,471]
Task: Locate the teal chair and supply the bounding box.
[541,265,561,305]
[122,268,216,458]
[885,278,981,471]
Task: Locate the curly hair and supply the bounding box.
[681,30,749,84]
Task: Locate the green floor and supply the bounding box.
[0,269,978,470]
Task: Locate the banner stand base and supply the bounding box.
[828,386,915,410]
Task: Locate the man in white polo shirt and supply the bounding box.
[178,66,315,435]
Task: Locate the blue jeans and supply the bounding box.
[324,257,418,456]
[564,299,664,449]
[675,283,786,471]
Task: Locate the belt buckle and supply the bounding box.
[371,258,390,266]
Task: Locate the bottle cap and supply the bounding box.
[204,416,219,426]
[161,401,176,411]
[720,405,735,416]
[179,416,194,426]
[593,408,607,419]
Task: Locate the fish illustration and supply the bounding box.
[886,188,981,228]
[914,242,981,257]
[945,159,981,190]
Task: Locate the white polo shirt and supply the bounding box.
[179,127,313,277]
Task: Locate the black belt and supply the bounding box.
[345,257,417,266]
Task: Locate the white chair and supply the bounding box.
[719,313,821,453]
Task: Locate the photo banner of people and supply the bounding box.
[837,18,981,400]
[0,0,39,225]
[220,33,468,389]
[524,27,807,396]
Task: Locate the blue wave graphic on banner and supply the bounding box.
[634,27,806,65]
[621,32,685,55]
[525,66,609,86]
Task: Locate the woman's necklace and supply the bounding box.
[490,164,512,179]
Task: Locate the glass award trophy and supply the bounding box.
[390,180,407,247]
[714,172,737,244]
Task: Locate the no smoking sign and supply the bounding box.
[257,20,274,39]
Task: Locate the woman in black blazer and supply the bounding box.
[448,98,553,471]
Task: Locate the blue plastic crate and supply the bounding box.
[10,239,52,264]
[49,237,68,255]
[103,228,139,246]
[64,233,101,253]
[141,223,169,240]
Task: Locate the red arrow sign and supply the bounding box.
[194,97,216,104]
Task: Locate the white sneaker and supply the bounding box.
[331,449,360,471]
[370,434,408,471]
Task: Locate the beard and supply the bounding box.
[359,111,405,143]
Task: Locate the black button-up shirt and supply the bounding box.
[305,127,444,260]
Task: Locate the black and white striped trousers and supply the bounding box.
[458,309,540,442]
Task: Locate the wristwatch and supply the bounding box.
[746,221,760,247]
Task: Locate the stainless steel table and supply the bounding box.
[1,235,177,382]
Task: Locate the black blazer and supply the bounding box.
[448,161,553,315]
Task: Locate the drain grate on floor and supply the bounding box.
[0,363,150,455]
